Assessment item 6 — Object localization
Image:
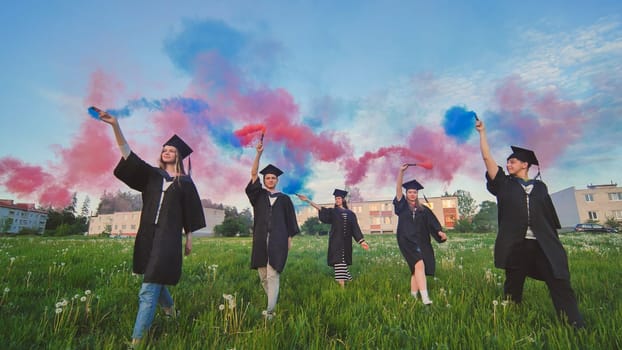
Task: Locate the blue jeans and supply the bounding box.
[132,283,174,340]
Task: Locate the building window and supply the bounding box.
[608,192,622,201]
[584,194,594,202]
[588,211,598,220]
[369,204,378,211]
[442,199,455,208]
[612,210,622,219]
[383,217,391,224]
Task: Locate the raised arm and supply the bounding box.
[250,141,264,183]
[476,120,498,179]
[395,164,409,201]
[94,107,131,159]
[296,194,321,211]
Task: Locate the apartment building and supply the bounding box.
[88,207,225,237]
[296,196,459,234]
[551,182,622,228]
[0,199,48,234]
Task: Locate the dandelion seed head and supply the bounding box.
[55,308,63,314]
[85,290,91,295]
[80,296,87,302]
[74,294,80,300]
[3,287,9,293]
[219,304,225,311]
[55,302,62,308]
[493,300,499,306]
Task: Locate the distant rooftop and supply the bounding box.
[586,181,618,189]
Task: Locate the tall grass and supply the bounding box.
[0,233,620,349]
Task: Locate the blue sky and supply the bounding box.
[1,1,621,211]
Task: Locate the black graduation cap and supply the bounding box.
[507,145,539,166]
[402,179,424,191]
[259,164,283,177]
[333,189,348,198]
[163,134,193,160]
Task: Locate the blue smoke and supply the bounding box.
[105,97,209,117]
[442,106,477,143]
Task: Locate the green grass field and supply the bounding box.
[1,233,620,349]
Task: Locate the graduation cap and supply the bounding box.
[333,189,348,198]
[507,145,539,166]
[163,134,193,160]
[259,164,283,177]
[402,179,424,191]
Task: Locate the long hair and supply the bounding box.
[158,146,186,181]
[335,198,349,210]
[405,191,424,211]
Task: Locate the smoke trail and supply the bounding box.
[344,146,433,186]
[234,124,266,147]
[89,97,210,119]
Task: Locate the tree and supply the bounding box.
[214,217,247,237]
[66,192,78,216]
[453,218,473,233]
[97,190,142,214]
[1,217,13,233]
[300,217,330,235]
[213,205,252,237]
[472,200,498,233]
[454,190,477,220]
[80,196,91,217]
[604,216,620,230]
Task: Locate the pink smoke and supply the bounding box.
[0,158,71,207]
[344,146,433,186]
[492,76,587,166]
[234,124,266,147]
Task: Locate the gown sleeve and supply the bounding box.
[245,178,262,207]
[350,212,365,243]
[284,196,300,237]
[181,177,207,233]
[393,196,407,215]
[485,166,506,196]
[425,207,444,242]
[113,152,152,192]
[318,207,333,224]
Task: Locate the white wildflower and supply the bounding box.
[55,308,63,314]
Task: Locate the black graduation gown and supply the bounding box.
[319,207,364,266]
[245,178,299,273]
[114,152,206,285]
[486,166,570,280]
[393,196,444,275]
